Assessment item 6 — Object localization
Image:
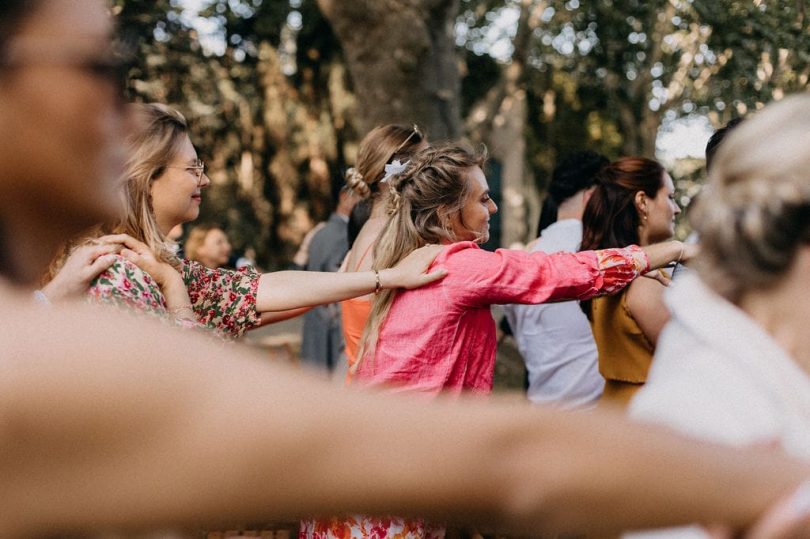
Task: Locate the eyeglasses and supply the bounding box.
[166,160,206,185]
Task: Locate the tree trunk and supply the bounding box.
[317,0,462,139]
[466,0,546,246]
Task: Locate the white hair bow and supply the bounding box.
[380,159,410,183]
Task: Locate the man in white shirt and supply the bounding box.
[504,151,608,409]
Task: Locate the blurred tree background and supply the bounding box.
[113,0,809,268]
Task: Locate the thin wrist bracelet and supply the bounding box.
[374,270,382,294]
[676,241,685,263]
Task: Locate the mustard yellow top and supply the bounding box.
[589,288,654,405]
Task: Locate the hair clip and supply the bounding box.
[380,159,410,184]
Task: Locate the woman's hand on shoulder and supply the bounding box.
[642,269,672,287]
[41,242,120,302]
[379,244,448,290]
[98,234,181,289]
[99,234,194,316]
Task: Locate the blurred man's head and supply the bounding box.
[537,150,609,235]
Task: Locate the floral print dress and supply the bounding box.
[88,255,261,338]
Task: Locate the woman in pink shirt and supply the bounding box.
[353,144,694,396]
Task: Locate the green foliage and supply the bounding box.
[115,0,808,261]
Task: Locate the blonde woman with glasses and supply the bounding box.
[52,103,446,338]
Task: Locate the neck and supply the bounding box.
[155,213,175,237]
[737,260,810,374]
[556,194,586,222]
[369,195,388,219]
[637,226,651,247]
[198,256,218,269]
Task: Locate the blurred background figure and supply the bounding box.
[503,150,609,409]
[705,117,745,174]
[185,224,232,269]
[289,222,327,270]
[300,186,359,373]
[234,246,258,270]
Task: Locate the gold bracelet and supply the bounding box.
[676,241,685,263]
[374,270,382,294]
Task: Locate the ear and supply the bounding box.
[438,205,459,237]
[634,190,650,223]
[634,190,647,213]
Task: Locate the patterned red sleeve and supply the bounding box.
[594,244,649,295]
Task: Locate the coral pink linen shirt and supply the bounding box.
[355,241,648,396]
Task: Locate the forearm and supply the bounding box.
[2,301,807,537]
[476,404,808,535]
[255,270,378,311]
[642,240,684,270]
[256,306,312,326]
[224,389,808,536]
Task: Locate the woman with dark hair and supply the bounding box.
[580,157,682,406]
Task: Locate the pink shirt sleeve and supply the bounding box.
[437,242,648,309]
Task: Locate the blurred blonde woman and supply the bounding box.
[629,93,810,538]
[184,224,231,269]
[74,103,445,338]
